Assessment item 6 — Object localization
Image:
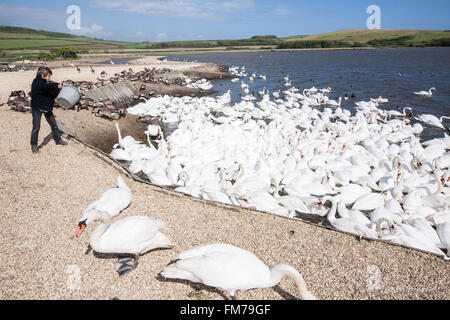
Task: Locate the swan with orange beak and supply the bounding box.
[77,211,173,276]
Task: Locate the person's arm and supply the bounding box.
[41,81,60,91]
[49,82,62,99]
[38,79,61,97]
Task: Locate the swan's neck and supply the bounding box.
[393,171,404,201]
[237,164,245,181]
[269,264,316,300]
[433,173,443,195]
[337,201,350,218]
[90,213,111,249]
[117,177,130,191]
[326,198,338,223]
[182,173,190,187]
[146,132,155,149]
[271,180,282,198]
[218,170,226,187]
[115,123,122,142]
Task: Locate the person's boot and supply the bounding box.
[31,145,39,154]
[56,139,68,146]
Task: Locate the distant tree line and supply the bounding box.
[141,37,281,49]
[277,36,450,49]
[277,40,356,49]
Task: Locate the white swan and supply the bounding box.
[320,196,375,238]
[352,192,385,212]
[414,87,436,97]
[325,97,342,108]
[80,176,132,224]
[386,107,413,119]
[436,222,450,259]
[415,114,450,130]
[114,123,140,149]
[110,148,133,162]
[77,211,173,275]
[175,171,202,198]
[161,243,316,300]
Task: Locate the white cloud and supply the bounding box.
[90,0,255,20]
[72,24,106,38]
[273,8,294,16]
[156,32,168,40]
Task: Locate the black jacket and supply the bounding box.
[31,76,60,112]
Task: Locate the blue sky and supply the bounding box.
[0,0,449,42]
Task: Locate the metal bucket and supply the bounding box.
[55,85,81,109]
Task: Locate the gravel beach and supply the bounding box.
[0,105,449,300]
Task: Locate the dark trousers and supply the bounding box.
[30,109,61,146]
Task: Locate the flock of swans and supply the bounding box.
[106,66,450,260]
[76,176,315,300]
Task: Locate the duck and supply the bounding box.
[77,211,173,276]
[160,243,316,300]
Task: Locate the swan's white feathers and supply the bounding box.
[166,244,271,291]
[92,216,168,254]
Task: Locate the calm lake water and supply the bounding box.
[166,48,450,141]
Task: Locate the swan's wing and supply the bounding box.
[173,252,270,291]
[137,231,172,253]
[178,243,253,260]
[353,193,384,210]
[95,217,165,253]
[94,189,132,215]
[161,262,203,283]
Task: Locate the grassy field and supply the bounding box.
[286,29,450,42]
[0,26,449,61]
[0,26,131,50]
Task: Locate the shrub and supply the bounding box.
[277,40,352,49]
[56,47,79,59]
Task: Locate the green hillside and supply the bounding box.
[287,29,449,42]
[0,26,133,50]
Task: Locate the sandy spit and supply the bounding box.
[0,56,203,103]
[0,105,449,300]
